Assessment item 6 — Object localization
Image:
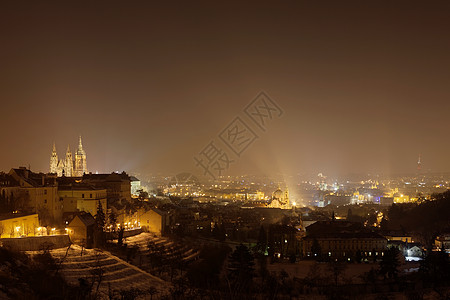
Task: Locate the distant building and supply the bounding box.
[138,208,168,236]
[302,220,387,260]
[82,172,132,205]
[435,234,450,253]
[268,188,291,209]
[380,196,394,206]
[383,231,414,243]
[406,244,424,258]
[394,194,411,203]
[130,176,141,197]
[49,136,87,177]
[324,194,351,206]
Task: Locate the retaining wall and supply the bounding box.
[0,235,71,251]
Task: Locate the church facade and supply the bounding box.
[50,136,87,177]
[268,188,291,209]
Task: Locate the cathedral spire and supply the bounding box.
[74,136,87,176]
[78,136,83,150]
[49,142,58,174]
[64,144,73,177]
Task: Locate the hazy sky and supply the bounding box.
[1,1,449,178]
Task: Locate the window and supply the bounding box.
[44,190,47,195]
[82,194,84,198]
[44,199,47,204]
[90,194,92,198]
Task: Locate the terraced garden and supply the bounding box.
[47,245,170,299]
[120,233,200,281]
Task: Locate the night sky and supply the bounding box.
[1,1,449,178]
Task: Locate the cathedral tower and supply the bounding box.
[74,136,87,176]
[49,142,58,174]
[64,145,73,177]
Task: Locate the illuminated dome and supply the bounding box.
[273,189,283,199]
[270,188,290,208]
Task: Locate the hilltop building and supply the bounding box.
[50,136,87,177]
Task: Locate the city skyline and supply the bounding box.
[1,1,449,178]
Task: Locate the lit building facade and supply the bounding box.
[0,213,40,238]
[57,185,107,217]
[8,168,62,225]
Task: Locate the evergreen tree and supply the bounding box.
[228,244,255,293]
[212,223,225,241]
[420,249,450,285]
[256,226,267,255]
[94,201,106,248]
[267,226,275,262]
[118,227,125,246]
[379,247,401,280]
[108,211,117,232]
[379,215,389,231]
[95,201,106,231]
[347,208,353,218]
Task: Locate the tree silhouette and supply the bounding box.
[379,247,401,280]
[256,226,267,255]
[327,260,347,285]
[420,249,450,286]
[108,211,117,232]
[118,227,125,246]
[228,244,255,294]
[95,201,106,230]
[94,201,106,247]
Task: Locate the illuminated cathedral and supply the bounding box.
[50,136,87,177]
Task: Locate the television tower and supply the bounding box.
[417,154,422,172]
